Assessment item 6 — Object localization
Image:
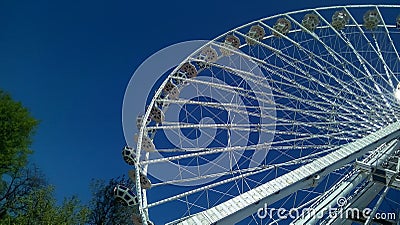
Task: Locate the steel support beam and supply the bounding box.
[167,122,400,225]
[316,139,400,225]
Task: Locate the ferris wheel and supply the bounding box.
[117,5,400,225]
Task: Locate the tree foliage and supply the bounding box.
[0,90,147,224]
[0,90,38,175]
[0,90,88,225]
[88,176,135,225]
[0,166,46,219]
[0,166,89,225]
[1,185,88,225]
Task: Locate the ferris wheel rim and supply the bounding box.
[127,4,400,224]
[135,3,400,168]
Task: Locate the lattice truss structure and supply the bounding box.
[115,5,400,225]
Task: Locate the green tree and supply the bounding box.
[0,90,38,175]
[0,166,89,225]
[0,90,40,220]
[4,185,89,225]
[0,166,46,219]
[0,90,88,225]
[88,176,134,225]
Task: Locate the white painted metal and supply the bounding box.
[167,122,400,224]
[298,139,400,224]
[129,5,400,225]
[323,182,385,225]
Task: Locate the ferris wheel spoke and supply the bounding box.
[245,58,382,109]
[159,95,346,125]
[258,22,376,104]
[166,146,337,186]
[157,98,372,135]
[237,29,387,127]
[142,130,367,170]
[374,6,400,84]
[371,33,396,89]
[209,181,241,207]
[146,167,271,209]
[147,152,330,188]
[142,143,326,168]
[150,166,267,187]
[148,120,365,135]
[312,9,398,95]
[341,11,393,88]
[176,196,207,213]
[159,97,270,113]
[314,8,397,88]
[186,60,370,112]
[230,53,383,127]
[153,143,335,154]
[272,46,395,116]
[339,7,399,119]
[275,15,394,124]
[209,187,238,206]
[147,147,340,203]
[229,150,255,196]
[282,18,394,122]
[210,39,387,117]
[351,6,399,86]
[171,72,273,104]
[266,67,386,127]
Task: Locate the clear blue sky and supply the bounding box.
[0,0,398,217]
